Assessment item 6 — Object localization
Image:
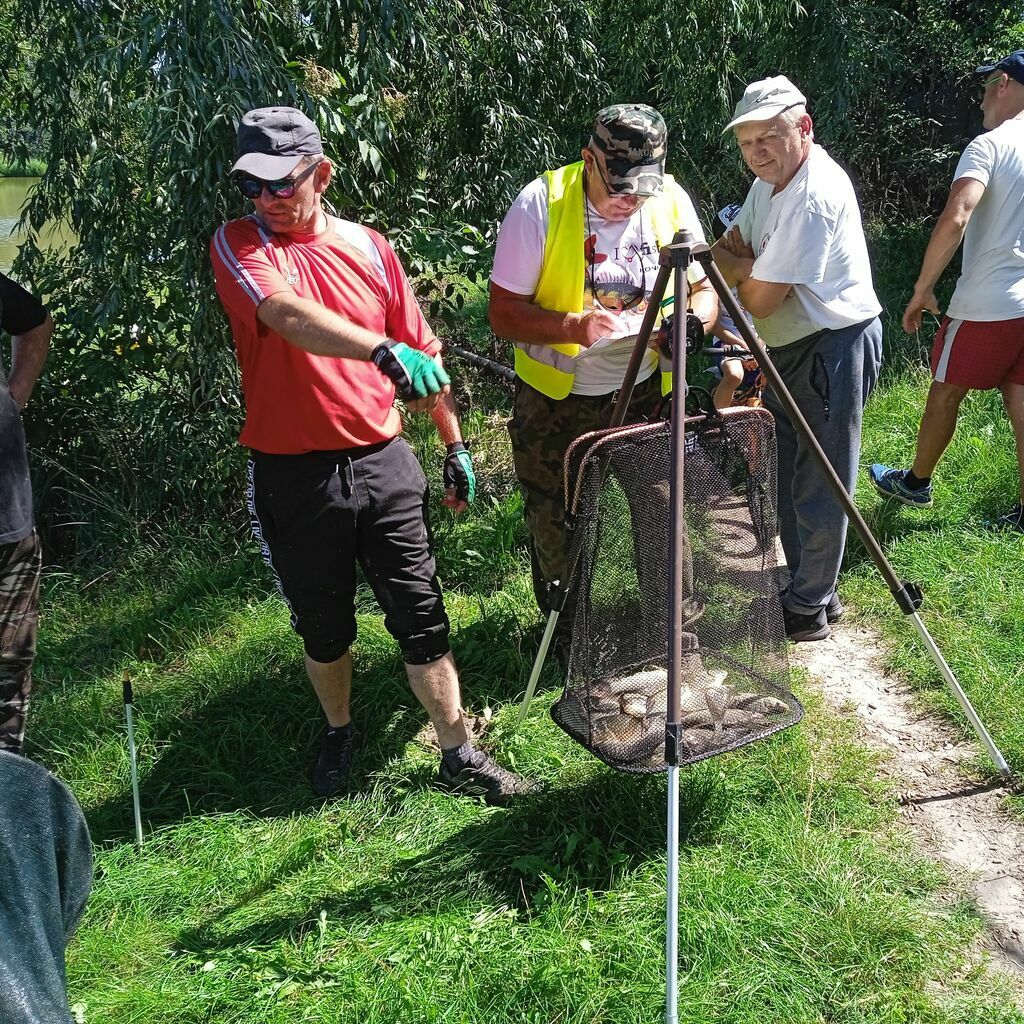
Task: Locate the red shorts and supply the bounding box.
[930,315,1024,388]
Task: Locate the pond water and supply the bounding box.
[0,177,76,278]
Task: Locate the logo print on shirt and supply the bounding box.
[286,267,299,285]
[585,234,608,266]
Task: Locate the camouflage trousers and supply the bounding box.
[508,374,669,623]
[0,530,41,753]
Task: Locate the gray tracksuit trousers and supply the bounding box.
[762,316,883,616]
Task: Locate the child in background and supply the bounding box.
[708,204,766,410]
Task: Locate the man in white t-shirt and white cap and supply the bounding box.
[713,75,883,642]
[870,50,1024,534]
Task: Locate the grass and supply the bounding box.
[25,238,1024,1021]
[0,155,46,176]
[31,541,1024,1022]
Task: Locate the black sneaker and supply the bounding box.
[436,749,541,806]
[783,605,830,643]
[311,723,357,799]
[986,502,1024,535]
[782,587,844,626]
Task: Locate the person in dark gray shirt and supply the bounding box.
[0,749,92,1024]
[0,271,53,753]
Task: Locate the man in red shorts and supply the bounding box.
[870,51,1024,532]
[211,106,537,803]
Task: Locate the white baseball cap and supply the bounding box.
[724,75,807,132]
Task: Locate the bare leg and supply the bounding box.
[406,652,469,750]
[911,380,970,478]
[1001,381,1024,502]
[713,360,744,411]
[304,651,352,728]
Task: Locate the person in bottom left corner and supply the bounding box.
[211,106,538,805]
[0,270,53,755]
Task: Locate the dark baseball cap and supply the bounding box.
[589,103,667,197]
[976,50,1024,88]
[231,106,324,179]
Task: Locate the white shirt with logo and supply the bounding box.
[735,144,881,348]
[946,116,1024,323]
[492,176,706,394]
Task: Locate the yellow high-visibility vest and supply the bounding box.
[513,160,695,399]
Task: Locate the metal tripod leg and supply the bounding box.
[909,612,1011,777]
[665,764,681,1024]
[516,608,561,724]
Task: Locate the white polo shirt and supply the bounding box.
[946,116,1024,323]
[736,144,881,348]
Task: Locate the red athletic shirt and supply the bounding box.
[210,215,440,454]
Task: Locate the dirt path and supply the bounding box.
[792,623,1024,982]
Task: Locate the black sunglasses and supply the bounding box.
[233,159,321,200]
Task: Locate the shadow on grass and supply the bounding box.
[37,551,261,680]
[174,766,724,955]
[61,607,559,844]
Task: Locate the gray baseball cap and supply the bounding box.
[231,107,324,179]
[724,76,807,132]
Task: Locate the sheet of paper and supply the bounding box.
[594,310,646,345]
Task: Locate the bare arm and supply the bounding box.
[688,275,718,329]
[488,281,620,349]
[711,230,754,288]
[903,177,986,333]
[736,279,793,319]
[8,313,53,409]
[257,290,450,410]
[429,385,463,446]
[256,291,385,358]
[711,230,791,318]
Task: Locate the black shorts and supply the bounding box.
[246,437,450,665]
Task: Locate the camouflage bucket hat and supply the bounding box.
[589,103,667,197]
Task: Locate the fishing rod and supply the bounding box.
[446,344,518,383]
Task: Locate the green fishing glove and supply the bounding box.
[443,442,476,504]
[371,341,451,400]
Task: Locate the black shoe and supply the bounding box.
[783,605,830,643]
[436,749,541,806]
[826,592,845,624]
[985,502,1024,535]
[312,723,357,799]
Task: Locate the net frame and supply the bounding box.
[551,409,803,774]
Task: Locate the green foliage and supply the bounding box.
[6,0,1023,555]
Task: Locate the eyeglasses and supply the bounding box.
[588,153,638,200]
[232,159,321,200]
[979,74,1004,98]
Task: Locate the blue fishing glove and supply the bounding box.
[443,442,476,504]
[371,341,451,401]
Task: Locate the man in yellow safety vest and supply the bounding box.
[488,104,717,657]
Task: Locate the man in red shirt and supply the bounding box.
[211,106,536,804]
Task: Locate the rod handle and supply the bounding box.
[122,669,133,706]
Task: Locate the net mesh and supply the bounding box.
[552,407,802,773]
